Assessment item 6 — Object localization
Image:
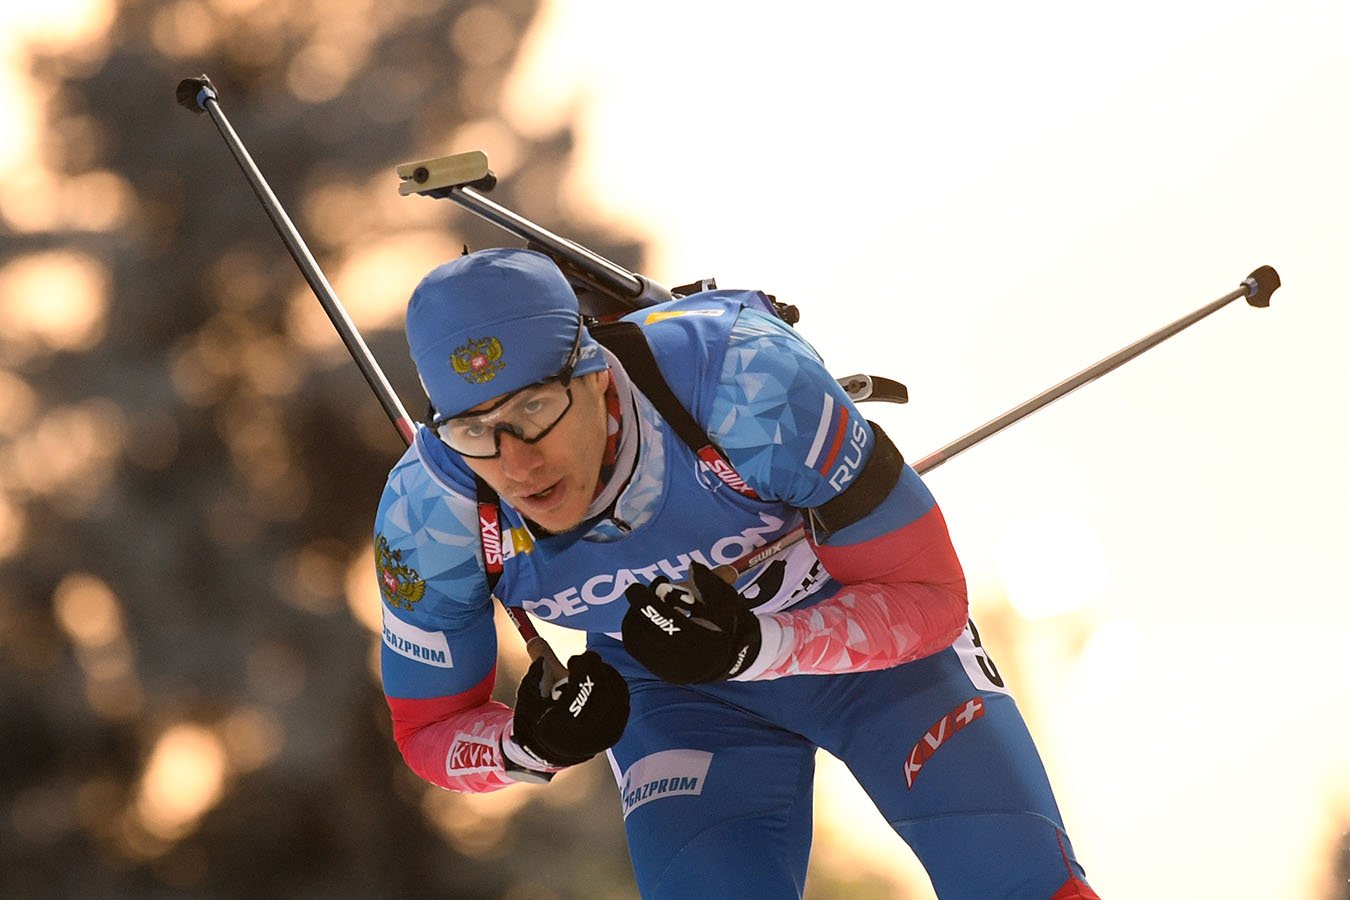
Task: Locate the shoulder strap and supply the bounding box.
[590,321,759,500]
[474,474,505,595]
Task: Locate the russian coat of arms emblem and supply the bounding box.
[450,336,505,384]
[376,535,426,611]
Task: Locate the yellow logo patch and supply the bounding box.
[642,309,726,325]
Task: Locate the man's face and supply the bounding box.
[461,370,611,534]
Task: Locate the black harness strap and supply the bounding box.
[474,474,505,595]
[591,321,907,536]
[807,421,905,539]
[590,321,760,500]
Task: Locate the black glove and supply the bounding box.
[508,650,630,772]
[622,562,763,684]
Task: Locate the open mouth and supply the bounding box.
[521,480,562,504]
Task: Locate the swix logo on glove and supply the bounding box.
[568,675,595,717]
[641,605,681,635]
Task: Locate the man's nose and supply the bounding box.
[496,429,543,480]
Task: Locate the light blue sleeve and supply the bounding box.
[707,310,936,541]
[373,436,498,700]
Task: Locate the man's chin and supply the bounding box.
[529,512,584,536]
[520,498,588,536]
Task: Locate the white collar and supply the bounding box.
[583,345,640,520]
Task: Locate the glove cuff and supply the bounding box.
[728,613,785,682]
[500,727,558,784]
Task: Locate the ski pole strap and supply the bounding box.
[590,321,761,500]
[474,474,505,595]
[806,421,905,540]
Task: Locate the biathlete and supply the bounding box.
[373,247,1099,899]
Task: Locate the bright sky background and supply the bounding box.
[503,2,1350,897]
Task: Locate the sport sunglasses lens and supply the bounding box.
[437,385,573,457]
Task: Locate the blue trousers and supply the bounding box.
[592,623,1093,900]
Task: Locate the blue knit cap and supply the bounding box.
[406,248,607,419]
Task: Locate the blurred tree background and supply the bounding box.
[0,1,661,897]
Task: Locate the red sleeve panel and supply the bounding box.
[740,503,969,680]
[385,666,517,793]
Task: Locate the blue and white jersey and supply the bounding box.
[375,290,881,704]
[366,291,1094,900]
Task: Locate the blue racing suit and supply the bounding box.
[374,291,1098,899]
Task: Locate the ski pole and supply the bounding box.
[175,74,567,682]
[713,265,1279,581]
[176,76,415,447]
[911,265,1279,474]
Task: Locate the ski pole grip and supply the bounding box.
[1242,265,1280,308]
[526,638,569,690]
[176,74,217,113]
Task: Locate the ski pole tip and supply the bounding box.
[176,74,217,114]
[1242,265,1280,308]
